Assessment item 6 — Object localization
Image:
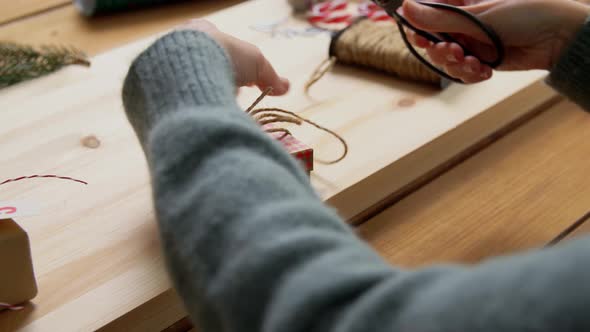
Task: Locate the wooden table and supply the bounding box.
[1,1,589,331]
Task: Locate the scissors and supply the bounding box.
[371,0,505,83]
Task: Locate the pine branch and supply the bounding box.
[0,42,91,88]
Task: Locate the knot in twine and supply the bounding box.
[246,87,348,165]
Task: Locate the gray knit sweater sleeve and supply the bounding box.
[547,17,590,110]
[122,30,590,332]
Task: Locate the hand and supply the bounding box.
[177,19,290,95]
[401,0,590,83]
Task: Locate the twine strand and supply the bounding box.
[247,88,348,165]
[304,56,337,94]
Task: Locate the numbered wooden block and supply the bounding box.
[0,218,37,308]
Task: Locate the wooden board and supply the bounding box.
[0,0,244,56]
[0,0,558,330]
[0,0,68,25]
[358,100,590,266]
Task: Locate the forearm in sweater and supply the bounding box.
[547,16,590,111]
[123,30,590,332]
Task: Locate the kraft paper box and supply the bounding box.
[268,131,314,175]
[0,219,37,308]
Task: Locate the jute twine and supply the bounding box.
[305,19,440,93]
[246,88,348,165]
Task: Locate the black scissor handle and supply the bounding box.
[391,2,505,83]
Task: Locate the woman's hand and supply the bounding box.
[401,0,590,83]
[177,19,290,95]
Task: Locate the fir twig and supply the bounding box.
[0,42,90,88]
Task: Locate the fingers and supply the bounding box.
[406,29,493,83]
[254,51,290,96]
[442,56,492,83]
[413,40,493,82]
[425,42,465,66]
[406,29,432,48]
[402,0,488,41]
[177,19,291,95]
[442,56,481,83]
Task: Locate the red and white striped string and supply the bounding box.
[0,175,88,186]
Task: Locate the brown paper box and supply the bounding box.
[0,219,37,307]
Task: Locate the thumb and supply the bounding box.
[255,55,290,96]
[402,0,488,41]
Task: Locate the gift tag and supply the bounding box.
[0,201,39,220]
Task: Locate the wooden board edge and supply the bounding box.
[97,289,186,332]
[162,316,193,332]
[326,78,561,223]
[547,210,590,246]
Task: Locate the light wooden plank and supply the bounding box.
[0,0,557,221]
[358,100,590,266]
[0,0,558,330]
[0,0,244,56]
[0,0,68,25]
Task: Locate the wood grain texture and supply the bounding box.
[0,0,556,221]
[358,100,590,266]
[0,0,244,56]
[0,0,68,25]
[0,0,559,330]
